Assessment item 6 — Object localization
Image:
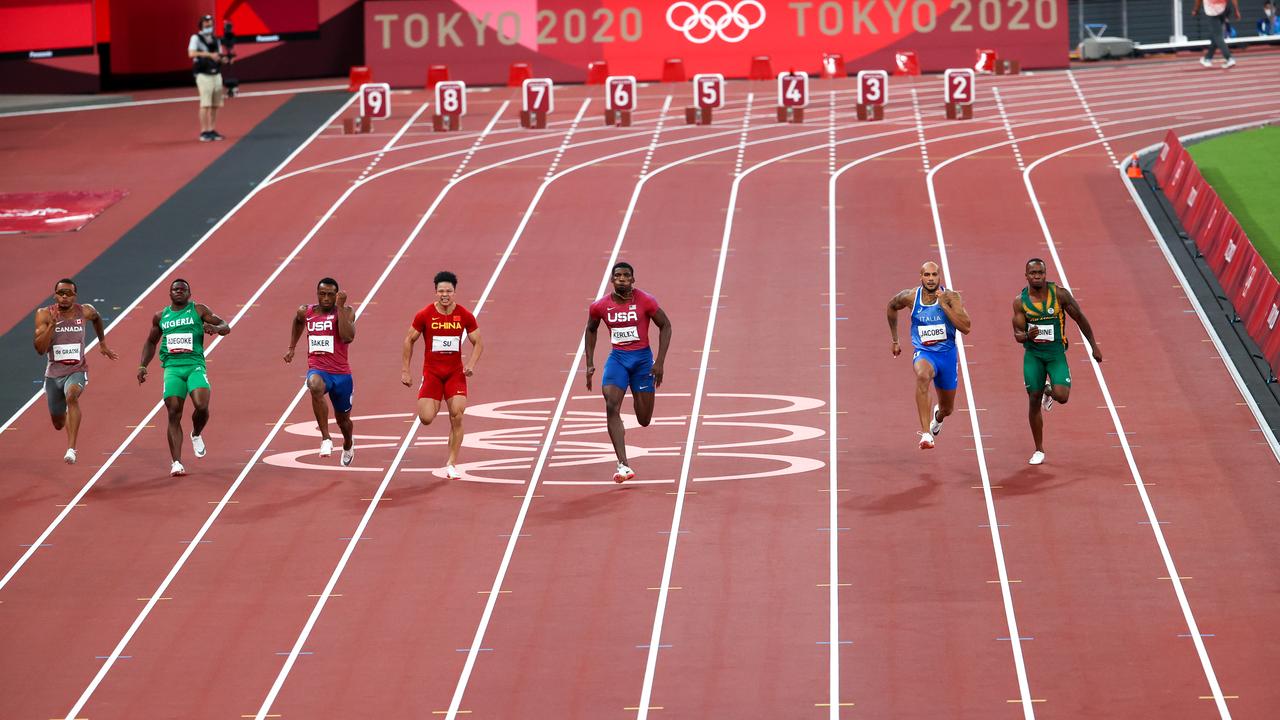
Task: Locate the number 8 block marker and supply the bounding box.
[432,80,466,132]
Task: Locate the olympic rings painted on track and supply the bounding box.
[262,392,825,486]
[665,0,767,44]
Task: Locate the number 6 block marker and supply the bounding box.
[943,68,976,120]
[775,70,808,124]
[432,80,466,132]
[603,75,636,127]
[520,78,554,129]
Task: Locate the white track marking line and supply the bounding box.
[59,103,444,719]
[1067,70,1118,165]
[925,135,1037,720]
[825,89,841,719]
[636,90,754,720]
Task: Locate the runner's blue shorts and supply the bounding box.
[307,369,354,413]
[913,346,959,391]
[602,347,654,394]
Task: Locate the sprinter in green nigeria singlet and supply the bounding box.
[138,279,230,477]
[1012,259,1103,467]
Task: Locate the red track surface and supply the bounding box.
[2,53,1279,720]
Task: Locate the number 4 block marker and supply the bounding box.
[775,70,808,123]
[432,80,466,132]
[603,75,636,127]
[943,68,976,120]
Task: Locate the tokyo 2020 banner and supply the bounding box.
[365,0,1067,86]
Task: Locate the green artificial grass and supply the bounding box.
[1187,125,1280,276]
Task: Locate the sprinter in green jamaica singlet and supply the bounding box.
[1012,259,1103,466]
[138,279,230,477]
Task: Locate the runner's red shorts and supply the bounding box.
[419,366,467,401]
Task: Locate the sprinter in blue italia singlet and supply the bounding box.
[887,262,972,449]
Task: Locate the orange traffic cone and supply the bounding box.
[1125,153,1143,179]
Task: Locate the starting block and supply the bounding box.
[341,116,372,134]
[775,70,808,124]
[520,77,553,129]
[975,48,997,74]
[996,58,1021,75]
[894,51,920,76]
[604,75,636,127]
[432,80,466,132]
[686,73,723,125]
[943,68,975,120]
[855,70,888,121]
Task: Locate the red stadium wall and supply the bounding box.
[0,0,363,93]
[363,0,1068,87]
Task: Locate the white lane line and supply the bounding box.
[635,88,751,719]
[58,101,442,719]
[824,88,840,719]
[992,87,1026,172]
[1067,70,1119,166]
[925,142,1037,720]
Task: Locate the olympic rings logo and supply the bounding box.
[665,0,767,44]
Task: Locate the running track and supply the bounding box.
[2,55,1278,719]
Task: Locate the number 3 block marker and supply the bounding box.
[855,70,888,121]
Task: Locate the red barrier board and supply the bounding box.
[1184,182,1220,245]
[1257,291,1280,372]
[1153,130,1184,189]
[1172,167,1203,225]
[215,0,320,37]
[1242,271,1280,342]
[1206,217,1243,276]
[1220,240,1260,301]
[364,0,1068,86]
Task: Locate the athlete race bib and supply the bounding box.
[308,335,334,354]
[166,333,194,353]
[1031,323,1055,342]
[917,324,946,345]
[610,326,640,345]
[432,335,460,353]
[53,343,82,363]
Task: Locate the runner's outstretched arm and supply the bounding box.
[886,289,912,357]
[336,291,355,343]
[464,330,484,376]
[401,327,421,386]
[1058,288,1102,362]
[138,312,163,384]
[33,308,54,355]
[583,315,600,390]
[652,308,671,387]
[84,304,118,359]
[284,306,306,363]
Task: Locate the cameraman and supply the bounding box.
[188,14,225,142]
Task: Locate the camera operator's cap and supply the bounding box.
[200,14,214,22]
